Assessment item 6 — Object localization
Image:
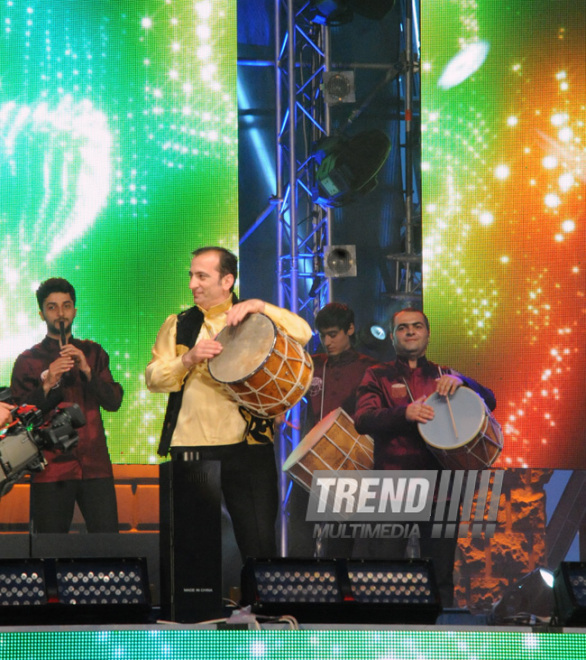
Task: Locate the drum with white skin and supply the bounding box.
[208,313,313,419]
[417,387,503,470]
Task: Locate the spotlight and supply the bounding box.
[369,324,386,340]
[490,568,555,625]
[357,323,390,354]
[324,245,357,278]
[323,71,356,105]
[0,559,46,607]
[310,0,395,24]
[312,130,391,208]
[309,0,353,26]
[241,557,441,623]
[553,562,586,627]
[365,323,387,343]
[0,557,151,624]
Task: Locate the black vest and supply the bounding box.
[157,301,274,456]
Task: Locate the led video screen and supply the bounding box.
[0,0,238,463]
[422,1,586,469]
[3,628,586,660]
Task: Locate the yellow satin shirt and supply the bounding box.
[145,296,312,447]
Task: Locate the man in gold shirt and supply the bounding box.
[146,246,312,560]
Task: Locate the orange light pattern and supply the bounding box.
[422,2,586,468]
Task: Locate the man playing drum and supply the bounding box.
[308,303,378,425]
[288,303,378,556]
[146,247,312,561]
[354,307,496,608]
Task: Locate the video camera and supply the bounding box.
[0,387,86,497]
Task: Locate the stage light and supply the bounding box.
[309,0,353,26]
[369,324,387,341]
[245,559,341,604]
[55,558,150,608]
[0,557,151,624]
[310,0,395,24]
[312,130,391,208]
[0,559,47,607]
[323,71,356,105]
[360,323,387,344]
[357,323,390,356]
[553,562,586,627]
[490,568,555,625]
[324,245,357,278]
[346,560,440,611]
[241,558,441,623]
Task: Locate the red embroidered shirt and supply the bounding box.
[10,336,123,482]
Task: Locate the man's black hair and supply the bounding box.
[391,307,430,332]
[36,278,76,310]
[191,246,238,293]
[315,302,355,333]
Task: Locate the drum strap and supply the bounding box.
[401,377,415,403]
[319,360,327,420]
[401,365,449,404]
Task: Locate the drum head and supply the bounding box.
[418,387,486,450]
[208,313,277,384]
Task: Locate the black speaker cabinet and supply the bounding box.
[159,459,222,622]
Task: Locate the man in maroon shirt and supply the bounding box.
[354,307,496,607]
[307,303,378,424]
[10,278,123,533]
[288,303,378,556]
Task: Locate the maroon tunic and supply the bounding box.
[10,336,123,483]
[354,356,496,471]
[308,349,379,422]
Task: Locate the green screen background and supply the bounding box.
[0,1,238,463]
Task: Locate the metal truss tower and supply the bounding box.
[272,0,420,554]
[386,0,422,302]
[273,1,331,321]
[272,0,330,554]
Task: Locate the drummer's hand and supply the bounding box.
[435,374,463,397]
[181,339,223,368]
[225,299,266,326]
[406,397,435,423]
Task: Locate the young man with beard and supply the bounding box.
[11,277,122,533]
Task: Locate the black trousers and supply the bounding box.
[171,442,278,561]
[30,477,119,534]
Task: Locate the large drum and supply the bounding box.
[282,407,374,492]
[417,387,503,470]
[208,313,313,419]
